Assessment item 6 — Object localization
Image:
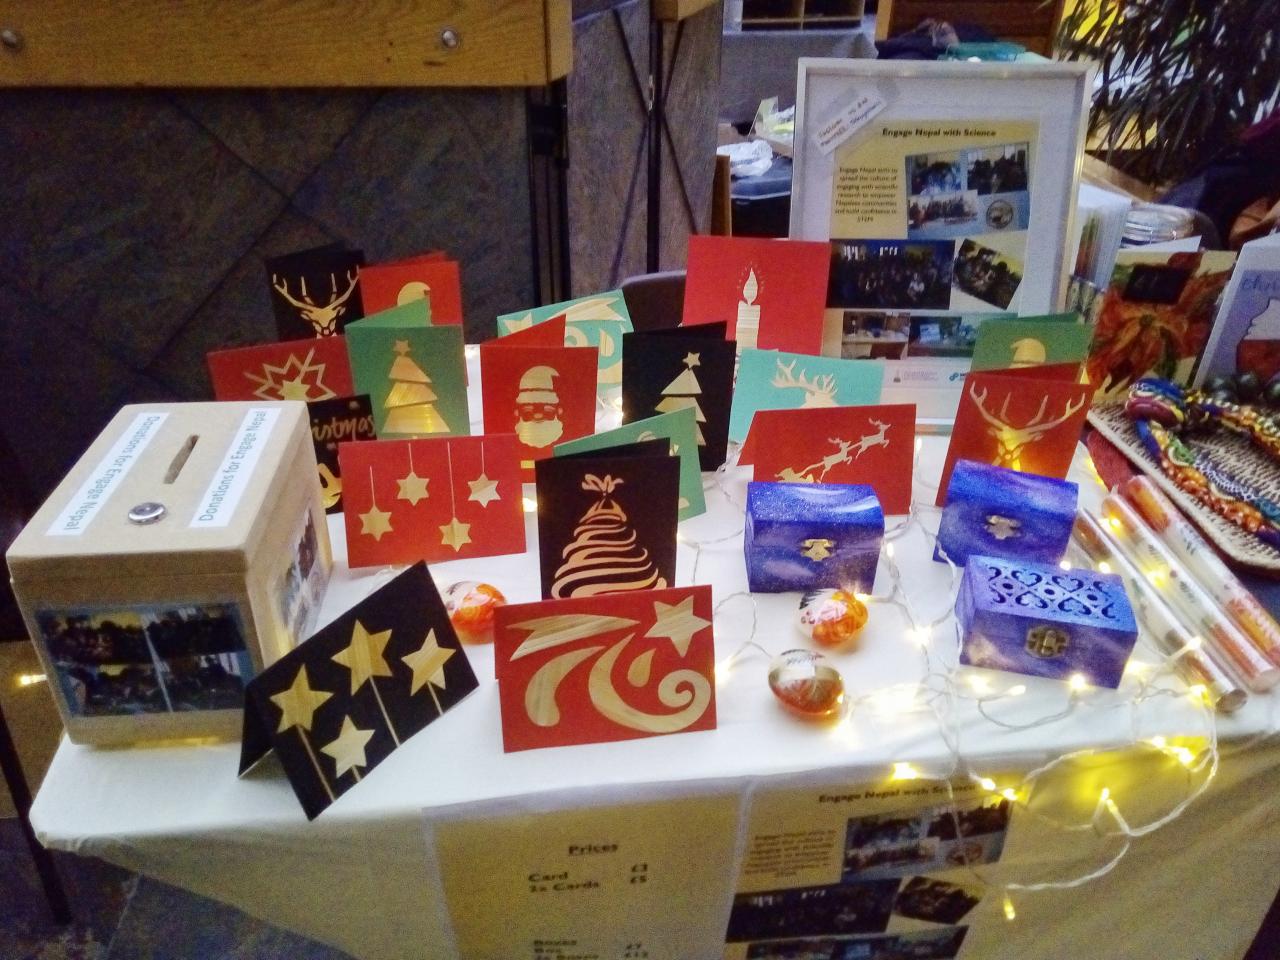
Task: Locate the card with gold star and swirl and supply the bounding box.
[339,433,526,568]
[207,335,356,402]
[493,584,715,751]
[240,562,477,820]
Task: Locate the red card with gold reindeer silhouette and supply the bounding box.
[359,255,464,325]
[208,336,355,402]
[493,584,715,751]
[535,441,679,600]
[936,368,1092,505]
[339,434,526,568]
[481,318,599,480]
[683,235,830,353]
[266,244,366,339]
[749,404,916,514]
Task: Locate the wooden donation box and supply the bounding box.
[7,402,331,746]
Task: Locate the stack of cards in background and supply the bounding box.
[481,316,598,479]
[623,323,736,471]
[497,290,632,395]
[266,244,366,339]
[1070,183,1133,291]
[1194,234,1280,387]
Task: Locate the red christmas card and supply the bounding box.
[682,235,830,353]
[207,336,355,402]
[359,255,464,325]
[339,433,526,568]
[481,318,598,480]
[493,584,716,752]
[748,404,917,514]
[936,367,1092,505]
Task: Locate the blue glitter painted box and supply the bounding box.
[956,555,1138,687]
[936,461,1078,566]
[744,482,884,593]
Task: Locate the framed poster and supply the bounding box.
[791,59,1094,424]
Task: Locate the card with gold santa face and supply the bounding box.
[240,562,478,819]
[535,441,679,600]
[622,323,735,471]
[339,434,526,568]
[493,584,715,751]
[480,317,599,480]
[359,254,463,325]
[207,336,355,402]
[266,243,366,339]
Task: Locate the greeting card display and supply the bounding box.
[535,442,679,600]
[345,302,469,438]
[1194,235,1280,386]
[339,434,525,568]
[731,348,886,445]
[359,253,463,324]
[493,584,715,751]
[747,404,915,514]
[935,460,1077,566]
[497,290,633,394]
[266,243,366,339]
[936,366,1091,505]
[555,408,706,521]
[969,314,1093,372]
[208,336,355,402]
[308,395,376,514]
[480,317,598,479]
[622,324,735,471]
[240,563,478,819]
[683,235,831,352]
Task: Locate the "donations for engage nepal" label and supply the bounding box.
[190,408,281,528]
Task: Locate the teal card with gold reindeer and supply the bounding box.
[345,302,469,438]
[553,407,706,521]
[729,349,885,444]
[496,290,633,396]
[969,314,1092,373]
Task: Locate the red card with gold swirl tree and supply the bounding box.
[493,585,715,751]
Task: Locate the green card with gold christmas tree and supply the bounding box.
[345,302,469,438]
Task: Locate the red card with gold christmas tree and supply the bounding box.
[339,434,526,568]
[493,584,715,752]
[359,255,464,325]
[481,317,598,480]
[749,404,916,514]
[208,336,355,402]
[936,367,1092,505]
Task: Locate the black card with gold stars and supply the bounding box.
[240,563,478,820]
[621,322,735,471]
[266,243,366,340]
[307,394,376,514]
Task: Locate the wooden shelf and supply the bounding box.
[739,0,865,29]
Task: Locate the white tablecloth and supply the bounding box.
[30,436,1280,960]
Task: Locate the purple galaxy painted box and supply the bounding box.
[744,482,884,593]
[956,555,1138,688]
[936,460,1078,566]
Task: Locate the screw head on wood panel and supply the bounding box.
[127,502,167,525]
[439,27,460,50]
[0,28,23,51]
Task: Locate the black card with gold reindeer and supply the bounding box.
[308,394,376,514]
[240,562,478,820]
[535,441,680,600]
[621,323,735,471]
[266,243,366,339]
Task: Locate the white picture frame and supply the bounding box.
[791,58,1095,426]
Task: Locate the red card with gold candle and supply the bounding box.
[207,336,355,402]
[339,434,526,568]
[936,366,1091,505]
[480,317,599,479]
[359,255,464,325]
[493,585,716,752]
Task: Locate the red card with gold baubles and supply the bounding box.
[208,336,355,402]
[339,434,526,568]
[492,584,716,752]
[480,316,599,480]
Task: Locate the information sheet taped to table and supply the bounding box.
[426,786,743,960]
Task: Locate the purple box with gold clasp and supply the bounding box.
[744,482,883,593]
[936,460,1077,566]
[956,555,1138,687]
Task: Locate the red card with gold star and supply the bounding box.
[480,318,599,480]
[339,434,526,568]
[240,563,478,820]
[936,366,1092,505]
[748,404,916,514]
[493,585,715,752]
[359,255,464,325]
[207,336,355,402]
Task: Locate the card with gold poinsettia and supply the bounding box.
[339,434,526,568]
[241,563,478,819]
